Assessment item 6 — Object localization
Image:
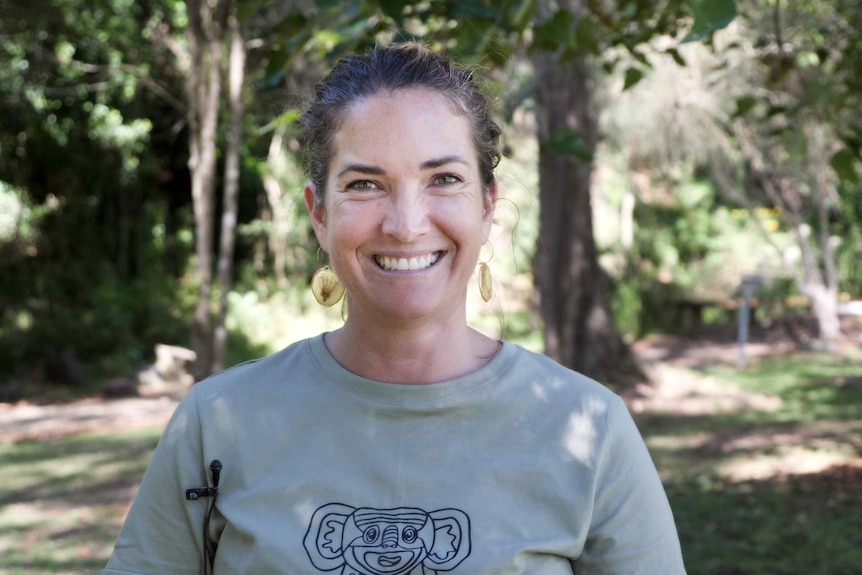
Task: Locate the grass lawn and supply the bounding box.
[0,348,860,574]
[642,350,862,574]
[0,428,162,574]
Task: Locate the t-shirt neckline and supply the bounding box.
[306,333,518,406]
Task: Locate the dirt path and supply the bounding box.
[0,338,769,444]
[0,395,180,444]
[2,322,858,446]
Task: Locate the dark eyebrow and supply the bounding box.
[336,164,386,179]
[336,156,469,179]
[421,155,470,170]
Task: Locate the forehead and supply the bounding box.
[331,88,475,168]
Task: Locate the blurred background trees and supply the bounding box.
[1,0,859,395]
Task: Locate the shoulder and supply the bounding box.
[503,342,620,402]
[492,343,629,442]
[192,335,317,397]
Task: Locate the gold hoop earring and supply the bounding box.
[311,249,345,307]
[478,242,494,303]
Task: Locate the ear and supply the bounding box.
[303,503,354,571]
[424,508,471,570]
[481,182,498,242]
[304,182,328,251]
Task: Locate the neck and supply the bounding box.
[324,316,499,385]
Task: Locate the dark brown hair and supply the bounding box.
[302,42,501,204]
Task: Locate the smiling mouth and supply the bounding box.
[377,555,401,567]
[375,252,441,271]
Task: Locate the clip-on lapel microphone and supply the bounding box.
[186,460,222,575]
[186,459,222,500]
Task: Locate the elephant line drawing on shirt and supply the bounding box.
[303,503,472,575]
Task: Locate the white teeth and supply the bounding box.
[376,252,440,271]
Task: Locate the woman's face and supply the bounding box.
[305,88,496,327]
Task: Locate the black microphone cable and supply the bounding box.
[186,459,222,575]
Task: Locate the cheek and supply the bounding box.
[323,205,377,259]
[434,202,487,245]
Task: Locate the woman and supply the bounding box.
[102,42,686,575]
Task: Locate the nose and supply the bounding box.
[381,188,429,242]
[381,525,399,549]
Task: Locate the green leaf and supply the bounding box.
[831,149,860,183]
[545,128,593,160]
[376,0,410,24]
[781,128,808,159]
[622,67,645,91]
[451,2,498,21]
[272,10,308,42]
[665,47,687,66]
[236,0,271,22]
[733,95,758,117]
[766,104,787,118]
[533,9,574,52]
[505,0,537,33]
[451,17,496,60]
[683,0,737,43]
[574,17,600,55]
[483,38,514,68]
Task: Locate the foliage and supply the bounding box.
[0,0,195,381]
[596,156,796,338]
[835,183,862,295]
[0,0,835,387]
[708,0,862,343]
[596,3,862,342]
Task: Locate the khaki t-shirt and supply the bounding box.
[103,335,685,574]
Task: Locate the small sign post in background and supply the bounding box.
[737,274,763,370]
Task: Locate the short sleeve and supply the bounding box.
[575,396,686,574]
[101,387,210,575]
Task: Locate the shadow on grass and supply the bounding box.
[667,463,862,574]
[0,432,159,507]
[0,428,162,575]
[638,349,862,574]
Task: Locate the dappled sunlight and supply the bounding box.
[562,397,603,467]
[626,332,862,575]
[646,432,712,452]
[632,333,862,571]
[716,419,862,455]
[293,497,321,528]
[529,373,570,403]
[0,397,179,444]
[645,415,862,486]
[709,420,862,482]
[0,497,120,571]
[0,429,161,573]
[718,446,857,482]
[627,361,783,416]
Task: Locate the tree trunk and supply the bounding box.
[212,5,246,373]
[804,282,841,349]
[792,181,842,348]
[185,0,226,380]
[740,127,844,350]
[532,1,643,387]
[751,179,843,348]
[263,125,290,290]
